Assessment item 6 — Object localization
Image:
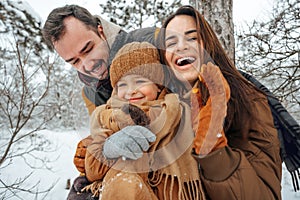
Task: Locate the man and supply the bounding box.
[42,5,158,199]
[43,4,157,113]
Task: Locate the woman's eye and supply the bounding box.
[188,37,197,41]
[166,42,176,48]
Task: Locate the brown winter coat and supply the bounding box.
[192,84,282,200]
[86,92,206,199]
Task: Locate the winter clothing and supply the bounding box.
[192,63,229,155]
[240,70,300,191]
[103,125,156,160]
[73,135,93,173]
[70,12,287,200]
[70,17,158,199]
[83,41,204,199]
[110,41,164,87]
[99,170,157,200]
[86,93,205,200]
[189,67,282,199]
[66,176,97,200]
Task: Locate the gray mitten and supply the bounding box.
[103,125,156,160]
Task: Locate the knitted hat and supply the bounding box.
[110,42,164,87]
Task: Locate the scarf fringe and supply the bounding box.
[290,169,300,192]
[82,180,102,197]
[149,171,205,200]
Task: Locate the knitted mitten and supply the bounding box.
[73,135,93,173]
[193,62,230,155]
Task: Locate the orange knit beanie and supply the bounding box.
[110,42,164,87]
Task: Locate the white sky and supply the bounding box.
[25,0,275,25]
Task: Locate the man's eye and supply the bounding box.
[72,59,79,65]
[85,47,93,53]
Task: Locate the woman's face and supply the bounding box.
[165,15,203,85]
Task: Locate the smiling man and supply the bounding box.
[53,17,110,81]
[42,5,158,200]
[43,4,157,113]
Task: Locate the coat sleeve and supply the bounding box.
[194,94,282,200]
[85,106,116,182]
[82,88,96,116]
[85,132,115,182]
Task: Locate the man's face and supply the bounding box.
[54,17,110,80]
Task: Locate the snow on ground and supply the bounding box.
[0,129,84,200]
[1,129,300,199]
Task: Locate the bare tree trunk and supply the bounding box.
[190,0,235,62]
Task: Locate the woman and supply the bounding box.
[157,5,282,200]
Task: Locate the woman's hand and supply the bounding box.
[193,62,230,155]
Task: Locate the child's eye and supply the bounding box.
[136,79,147,84]
[117,83,127,88]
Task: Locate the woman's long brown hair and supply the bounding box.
[157,5,262,139]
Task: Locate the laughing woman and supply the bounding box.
[157,5,282,200]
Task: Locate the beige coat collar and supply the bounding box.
[95,15,122,48]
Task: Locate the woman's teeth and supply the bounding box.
[176,57,196,66]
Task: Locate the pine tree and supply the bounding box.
[99,0,182,31]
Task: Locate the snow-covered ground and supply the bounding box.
[1,129,300,199]
[0,130,84,200]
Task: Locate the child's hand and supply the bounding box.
[103,125,156,160]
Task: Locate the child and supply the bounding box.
[83,42,204,199]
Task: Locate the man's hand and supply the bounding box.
[103,125,156,160]
[67,176,97,200]
[73,136,93,173]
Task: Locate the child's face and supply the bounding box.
[116,74,160,104]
